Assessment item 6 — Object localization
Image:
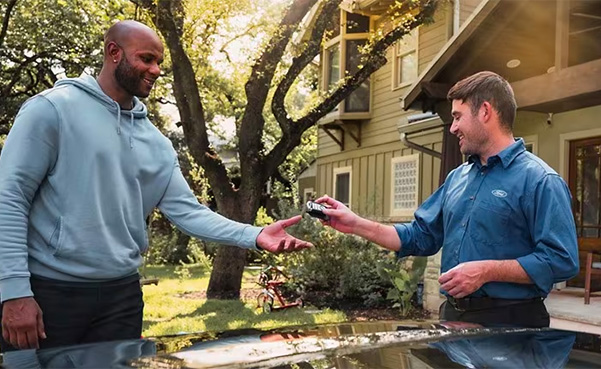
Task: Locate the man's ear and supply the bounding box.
[106,41,121,62]
[479,101,493,123]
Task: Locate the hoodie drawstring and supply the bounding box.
[115,102,122,135]
[114,101,135,149]
[129,112,134,149]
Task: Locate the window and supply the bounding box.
[322,11,371,117]
[344,39,370,112]
[392,29,418,89]
[303,187,314,203]
[333,166,352,208]
[326,44,341,91]
[390,154,420,216]
[522,135,538,155]
[569,136,601,238]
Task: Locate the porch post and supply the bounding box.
[436,100,462,186]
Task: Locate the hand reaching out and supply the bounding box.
[256,215,313,253]
[314,195,361,234]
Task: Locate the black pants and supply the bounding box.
[0,274,144,352]
[439,298,550,328]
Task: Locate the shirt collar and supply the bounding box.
[468,138,526,169]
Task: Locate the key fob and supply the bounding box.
[303,201,329,221]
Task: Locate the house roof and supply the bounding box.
[402,0,601,114]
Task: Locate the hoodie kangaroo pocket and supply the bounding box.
[49,217,64,255]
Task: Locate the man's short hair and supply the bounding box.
[447,71,517,131]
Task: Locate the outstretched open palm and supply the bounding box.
[256,215,313,253]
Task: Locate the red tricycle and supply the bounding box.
[256,266,303,313]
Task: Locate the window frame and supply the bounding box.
[522,134,538,155]
[321,10,374,119]
[389,153,421,217]
[303,187,315,204]
[391,28,419,90]
[333,166,353,209]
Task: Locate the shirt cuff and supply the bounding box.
[394,223,414,258]
[516,254,553,295]
[0,277,33,303]
[239,225,264,250]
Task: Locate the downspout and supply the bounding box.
[398,112,443,159]
[400,132,441,159]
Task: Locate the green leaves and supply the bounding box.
[0,0,134,131]
[380,256,427,316]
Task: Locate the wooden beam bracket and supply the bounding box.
[321,119,363,151]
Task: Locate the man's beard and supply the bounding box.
[114,55,148,98]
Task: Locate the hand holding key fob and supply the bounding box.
[303,201,329,221]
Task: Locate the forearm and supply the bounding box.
[353,218,401,252]
[158,165,262,249]
[484,259,532,284]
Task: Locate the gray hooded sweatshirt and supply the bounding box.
[0,74,261,302]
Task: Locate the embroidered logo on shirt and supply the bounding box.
[492,189,507,198]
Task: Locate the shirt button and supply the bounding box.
[469,196,474,200]
[462,223,466,227]
[480,172,485,176]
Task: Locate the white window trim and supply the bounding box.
[303,187,314,203]
[390,154,421,217]
[333,166,352,209]
[391,28,419,91]
[522,134,538,155]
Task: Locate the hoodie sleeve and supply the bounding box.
[0,96,59,302]
[157,161,262,250]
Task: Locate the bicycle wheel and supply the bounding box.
[258,292,274,313]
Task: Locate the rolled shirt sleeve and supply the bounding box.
[517,174,579,294]
[157,162,262,250]
[395,182,446,258]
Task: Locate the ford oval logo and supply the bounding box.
[492,189,507,198]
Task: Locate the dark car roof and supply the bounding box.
[2,321,601,368]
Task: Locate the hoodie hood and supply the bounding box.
[56,74,148,147]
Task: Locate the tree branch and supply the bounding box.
[1,51,51,96]
[238,0,317,187]
[271,0,342,134]
[0,0,18,50]
[134,0,235,201]
[264,0,439,177]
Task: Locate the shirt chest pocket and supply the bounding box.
[470,199,511,247]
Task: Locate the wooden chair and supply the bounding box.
[585,250,601,304]
[580,238,601,304]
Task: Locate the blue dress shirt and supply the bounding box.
[395,139,579,298]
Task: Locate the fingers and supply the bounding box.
[278,215,302,228]
[270,237,313,254]
[16,329,29,350]
[314,195,338,207]
[37,310,46,340]
[438,271,453,284]
[26,330,39,349]
[2,319,10,346]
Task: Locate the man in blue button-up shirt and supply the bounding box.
[316,71,579,327]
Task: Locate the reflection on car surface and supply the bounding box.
[1,321,600,368]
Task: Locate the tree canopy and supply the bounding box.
[0,0,439,299]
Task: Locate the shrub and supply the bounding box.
[269,201,397,308]
[378,256,427,316]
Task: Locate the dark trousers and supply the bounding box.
[439,298,550,328]
[0,274,144,352]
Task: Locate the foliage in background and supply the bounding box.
[378,256,426,316]
[0,0,133,140]
[265,201,397,308]
[132,0,438,299]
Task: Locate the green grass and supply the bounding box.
[141,265,348,337]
